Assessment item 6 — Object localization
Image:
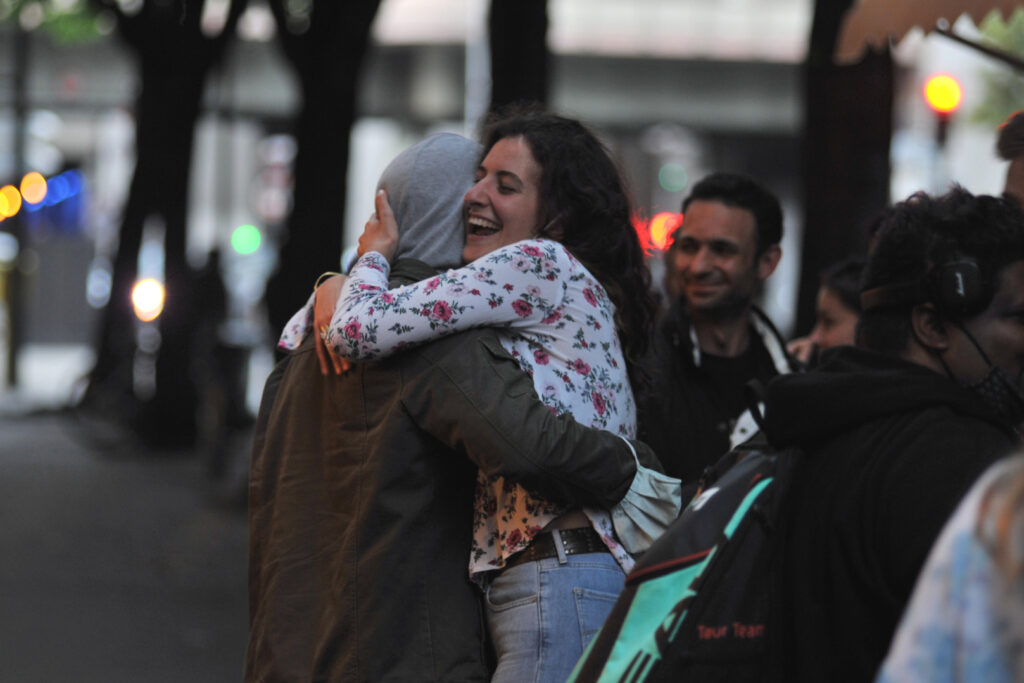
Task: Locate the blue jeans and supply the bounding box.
[484,551,624,683]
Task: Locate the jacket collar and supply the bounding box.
[390,258,438,286]
[763,346,1017,446]
[665,297,797,375]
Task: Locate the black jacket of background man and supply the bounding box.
[246,259,661,683]
[761,346,1018,683]
[638,297,797,483]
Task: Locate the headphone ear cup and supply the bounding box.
[931,260,986,317]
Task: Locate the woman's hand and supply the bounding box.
[357,189,399,262]
[314,274,352,376]
[786,336,816,365]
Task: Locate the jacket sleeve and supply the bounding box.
[401,329,652,508]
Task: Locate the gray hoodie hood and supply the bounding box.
[376,132,481,271]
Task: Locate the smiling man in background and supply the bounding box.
[640,172,798,482]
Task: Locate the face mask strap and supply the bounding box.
[955,321,1024,432]
[933,350,957,382]
[953,319,996,368]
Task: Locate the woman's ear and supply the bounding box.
[910,303,951,352]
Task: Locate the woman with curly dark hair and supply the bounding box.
[474,108,658,393]
[284,108,673,682]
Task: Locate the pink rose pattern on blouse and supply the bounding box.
[280,239,637,576]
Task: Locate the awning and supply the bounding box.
[835,0,1022,63]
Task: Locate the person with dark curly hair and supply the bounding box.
[757,186,1024,682]
[286,109,676,683]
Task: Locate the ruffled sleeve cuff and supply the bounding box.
[277,290,316,350]
[610,437,682,554]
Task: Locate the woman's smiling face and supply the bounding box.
[462,136,544,263]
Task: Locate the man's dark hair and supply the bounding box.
[681,172,783,255]
[858,186,1024,354]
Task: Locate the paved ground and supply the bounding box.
[0,409,251,683]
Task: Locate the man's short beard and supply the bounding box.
[685,291,752,322]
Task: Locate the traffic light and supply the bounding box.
[230,224,261,255]
[923,73,963,147]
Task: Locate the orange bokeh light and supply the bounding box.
[20,172,47,205]
[132,278,166,322]
[649,212,683,251]
[0,185,22,218]
[634,211,684,253]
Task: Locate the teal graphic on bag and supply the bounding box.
[568,432,800,682]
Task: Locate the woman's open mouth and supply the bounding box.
[468,216,500,237]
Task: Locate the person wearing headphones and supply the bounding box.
[752,187,1024,682]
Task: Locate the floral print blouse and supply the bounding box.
[279,238,638,577]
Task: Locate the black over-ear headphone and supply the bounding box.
[860,258,990,319]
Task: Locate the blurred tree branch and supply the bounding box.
[972,9,1024,127]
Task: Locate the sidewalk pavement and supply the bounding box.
[0,408,250,683]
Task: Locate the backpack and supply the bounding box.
[567,430,803,683]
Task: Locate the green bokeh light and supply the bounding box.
[231,224,261,255]
[658,163,688,193]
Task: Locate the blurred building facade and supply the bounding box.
[0,0,1015,401]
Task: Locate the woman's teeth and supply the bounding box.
[468,216,500,236]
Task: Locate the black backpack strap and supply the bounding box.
[744,379,768,434]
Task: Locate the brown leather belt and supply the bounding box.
[503,527,609,570]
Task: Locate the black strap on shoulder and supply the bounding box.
[744,379,768,434]
[750,305,801,373]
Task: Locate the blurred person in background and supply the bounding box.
[997,110,1024,207]
[877,451,1024,683]
[758,187,1024,682]
[787,257,865,365]
[638,172,798,482]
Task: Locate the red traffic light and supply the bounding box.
[923,73,962,115]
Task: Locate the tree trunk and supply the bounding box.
[797,0,892,334]
[84,0,247,447]
[488,0,549,111]
[6,23,30,387]
[263,0,381,338]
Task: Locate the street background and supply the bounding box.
[0,354,250,683]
